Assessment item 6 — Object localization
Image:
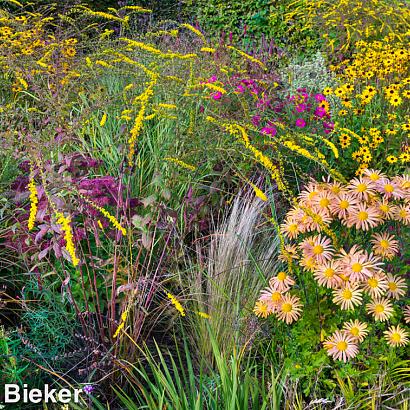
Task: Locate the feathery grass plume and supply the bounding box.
[188,192,280,362]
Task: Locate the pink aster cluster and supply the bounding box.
[285,88,334,134]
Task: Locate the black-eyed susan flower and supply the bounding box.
[399,152,410,163]
[386,155,398,163]
[334,87,345,97]
[389,94,402,106]
[323,86,333,96]
[339,133,351,147]
[385,126,398,136]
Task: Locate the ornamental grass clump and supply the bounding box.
[255,169,409,360]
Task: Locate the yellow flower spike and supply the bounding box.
[180,23,207,43]
[80,194,126,236]
[226,45,266,70]
[164,157,196,171]
[167,292,185,317]
[99,113,107,127]
[113,308,129,338]
[196,311,210,319]
[55,212,80,267]
[248,181,268,202]
[206,116,285,191]
[200,47,216,53]
[27,172,38,231]
[79,7,130,24]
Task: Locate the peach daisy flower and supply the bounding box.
[376,178,405,200]
[393,175,410,199]
[363,169,387,183]
[346,203,381,231]
[366,297,394,321]
[287,206,305,221]
[394,205,410,224]
[253,300,271,318]
[276,294,303,324]
[324,330,359,362]
[321,177,343,195]
[329,192,359,220]
[259,287,284,312]
[333,284,363,310]
[300,234,334,264]
[269,271,295,292]
[385,273,407,300]
[384,325,409,347]
[299,256,317,272]
[278,244,299,262]
[371,232,399,260]
[311,190,334,215]
[303,210,333,232]
[280,218,303,239]
[342,319,369,342]
[363,274,388,298]
[375,199,396,220]
[298,182,320,206]
[313,260,344,288]
[347,177,377,201]
[338,246,383,282]
[404,305,410,324]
